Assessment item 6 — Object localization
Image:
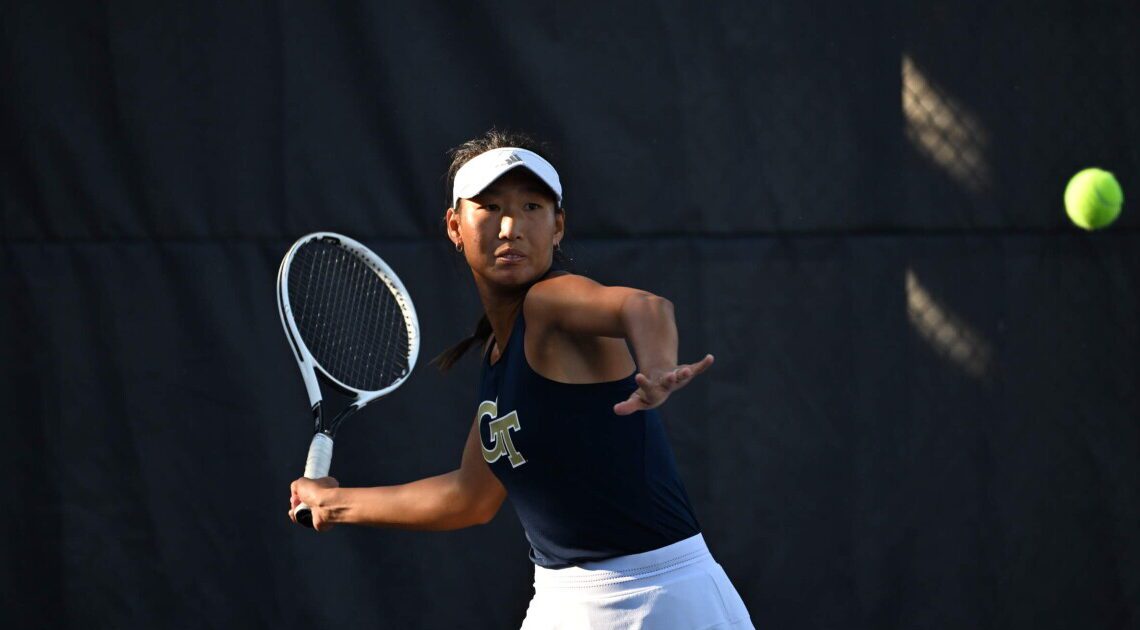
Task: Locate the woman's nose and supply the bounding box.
[499,215,518,239]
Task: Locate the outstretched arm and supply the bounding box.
[289,418,506,532]
[526,274,714,416]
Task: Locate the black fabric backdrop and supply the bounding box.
[3,2,1139,629]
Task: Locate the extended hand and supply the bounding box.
[613,354,714,416]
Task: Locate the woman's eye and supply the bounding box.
[525,203,540,210]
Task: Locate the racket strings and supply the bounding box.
[288,240,411,391]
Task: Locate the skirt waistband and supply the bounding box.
[533,533,711,590]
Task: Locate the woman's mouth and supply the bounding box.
[495,248,526,264]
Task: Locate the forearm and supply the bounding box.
[620,293,678,372]
[316,470,496,531]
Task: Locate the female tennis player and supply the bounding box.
[289,130,753,629]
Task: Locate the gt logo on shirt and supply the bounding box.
[477,399,527,468]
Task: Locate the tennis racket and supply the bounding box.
[277,232,420,528]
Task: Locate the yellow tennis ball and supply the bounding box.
[1064,168,1124,230]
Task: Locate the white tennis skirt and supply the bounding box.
[520,534,754,630]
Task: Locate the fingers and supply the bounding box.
[288,479,309,526]
[670,354,715,388]
[647,368,685,393]
[288,483,301,524]
[288,479,300,524]
[617,355,714,415]
[676,354,714,379]
[689,353,715,374]
[613,389,648,416]
[288,477,337,531]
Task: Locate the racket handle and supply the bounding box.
[294,433,334,529]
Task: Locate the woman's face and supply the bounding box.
[447,167,564,290]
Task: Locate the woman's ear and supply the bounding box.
[554,207,566,246]
[445,207,462,248]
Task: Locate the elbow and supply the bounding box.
[468,494,504,526]
[447,473,504,528]
[463,482,506,527]
[624,292,673,323]
[471,507,497,526]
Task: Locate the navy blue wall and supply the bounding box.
[3,2,1138,628]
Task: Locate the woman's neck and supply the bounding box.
[473,278,527,352]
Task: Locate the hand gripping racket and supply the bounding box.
[277,232,420,528]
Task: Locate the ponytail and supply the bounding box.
[432,314,493,372]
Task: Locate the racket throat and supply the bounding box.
[312,402,359,438]
[324,403,361,436]
[311,402,323,434]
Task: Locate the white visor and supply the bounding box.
[452,147,562,208]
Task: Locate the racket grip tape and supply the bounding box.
[294,433,334,529]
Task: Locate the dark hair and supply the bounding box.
[432,128,567,372]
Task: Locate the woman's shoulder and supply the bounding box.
[521,272,639,380]
[522,272,582,329]
[524,272,596,308]
[529,271,599,292]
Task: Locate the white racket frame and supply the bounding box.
[277,231,420,525]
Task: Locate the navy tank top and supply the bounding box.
[476,312,700,568]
